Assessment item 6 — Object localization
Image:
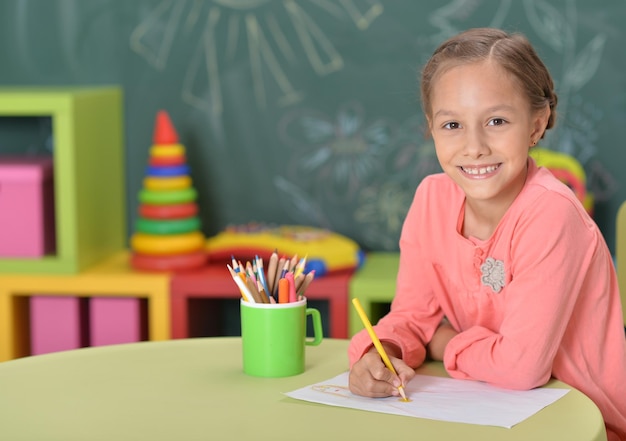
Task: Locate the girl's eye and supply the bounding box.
[488,118,506,126]
[443,122,460,130]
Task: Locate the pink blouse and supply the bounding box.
[349,159,626,440]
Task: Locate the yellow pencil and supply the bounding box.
[294,254,307,278]
[352,298,408,401]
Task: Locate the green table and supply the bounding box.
[0,338,607,441]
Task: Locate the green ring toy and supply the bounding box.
[135,217,201,235]
[138,188,197,205]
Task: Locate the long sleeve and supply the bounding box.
[439,168,626,439]
[443,191,599,389]
[348,182,446,368]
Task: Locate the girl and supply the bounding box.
[348,28,626,440]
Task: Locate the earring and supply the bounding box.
[531,140,537,146]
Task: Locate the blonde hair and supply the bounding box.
[420,28,557,138]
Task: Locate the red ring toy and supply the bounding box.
[131,250,207,272]
[149,155,186,166]
[139,203,198,219]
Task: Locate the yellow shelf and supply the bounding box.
[0,251,171,361]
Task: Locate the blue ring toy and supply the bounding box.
[146,164,190,177]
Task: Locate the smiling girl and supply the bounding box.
[348,28,626,440]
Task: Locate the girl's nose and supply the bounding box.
[463,127,490,158]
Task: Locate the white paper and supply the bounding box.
[284,371,569,428]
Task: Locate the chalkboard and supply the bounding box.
[1,0,624,253]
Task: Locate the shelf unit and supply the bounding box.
[0,87,125,273]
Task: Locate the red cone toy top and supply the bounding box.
[153,110,179,144]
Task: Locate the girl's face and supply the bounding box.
[428,60,549,209]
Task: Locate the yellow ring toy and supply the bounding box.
[131,231,205,255]
[143,176,192,191]
[150,144,186,158]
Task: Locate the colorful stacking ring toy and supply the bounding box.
[143,176,191,191]
[139,202,198,219]
[150,144,185,158]
[131,250,207,272]
[135,217,201,235]
[131,231,205,255]
[139,188,197,205]
[146,164,190,177]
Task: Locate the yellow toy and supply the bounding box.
[206,224,364,276]
[530,147,593,215]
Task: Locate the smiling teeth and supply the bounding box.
[462,165,499,175]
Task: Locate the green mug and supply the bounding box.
[240,297,323,377]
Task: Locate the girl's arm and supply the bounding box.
[349,182,445,368]
[426,319,458,361]
[443,193,602,389]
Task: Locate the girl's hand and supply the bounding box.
[348,345,415,398]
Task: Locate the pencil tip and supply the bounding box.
[398,386,409,402]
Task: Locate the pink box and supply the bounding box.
[0,156,55,257]
[30,296,88,355]
[89,298,146,347]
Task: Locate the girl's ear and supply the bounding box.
[425,115,434,137]
[425,115,432,130]
[530,104,550,142]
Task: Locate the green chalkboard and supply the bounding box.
[1,0,624,253]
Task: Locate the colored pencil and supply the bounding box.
[266,249,279,296]
[285,272,297,303]
[255,255,271,296]
[227,264,254,303]
[278,278,289,304]
[297,270,315,296]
